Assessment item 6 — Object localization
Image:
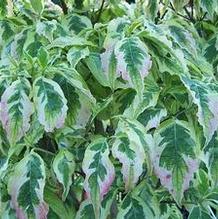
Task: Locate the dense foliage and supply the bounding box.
[0,0,218,218]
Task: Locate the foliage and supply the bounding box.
[0,0,218,218]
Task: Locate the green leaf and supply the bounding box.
[37,47,49,68]
[33,77,68,132]
[8,152,48,219]
[112,118,151,191]
[0,79,33,146]
[44,186,76,219]
[30,0,44,15]
[171,0,189,11]
[53,149,75,201]
[114,37,152,97]
[82,137,115,219]
[152,119,198,204]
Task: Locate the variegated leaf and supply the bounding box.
[53,74,81,127]
[145,0,159,21]
[100,17,129,90]
[1,202,17,219]
[182,76,218,145]
[50,36,94,49]
[152,119,198,204]
[67,47,89,68]
[33,77,68,132]
[0,79,33,146]
[188,206,213,219]
[204,133,218,187]
[23,114,44,146]
[200,0,216,16]
[138,106,167,131]
[53,149,75,201]
[62,14,92,34]
[85,52,110,87]
[8,152,48,219]
[82,137,115,218]
[114,37,152,97]
[55,67,96,104]
[0,77,9,97]
[117,194,155,219]
[75,190,116,219]
[14,0,44,16]
[75,199,94,219]
[36,20,57,42]
[124,75,161,118]
[112,118,151,191]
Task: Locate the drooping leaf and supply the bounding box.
[44,186,76,219]
[8,152,48,219]
[33,77,68,132]
[0,79,33,146]
[112,118,151,191]
[85,52,110,87]
[124,74,161,118]
[82,137,115,218]
[100,17,129,90]
[152,119,198,204]
[114,37,152,97]
[55,67,96,104]
[145,0,159,21]
[182,76,218,145]
[23,114,44,146]
[53,149,75,201]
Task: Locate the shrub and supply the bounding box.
[0,0,218,218]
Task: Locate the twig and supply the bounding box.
[160,2,191,22]
[59,0,68,14]
[184,6,195,23]
[33,147,55,156]
[95,0,105,23]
